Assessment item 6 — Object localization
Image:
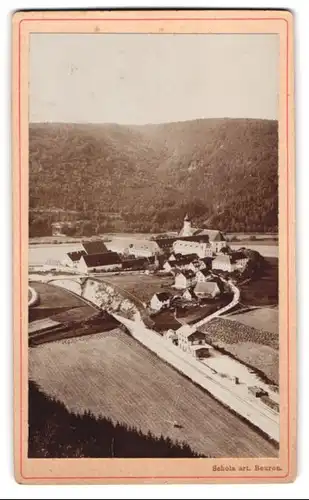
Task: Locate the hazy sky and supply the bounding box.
[30,33,279,124]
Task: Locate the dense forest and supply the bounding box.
[28,381,204,458]
[29,118,278,235]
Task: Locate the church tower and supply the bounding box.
[182,213,192,237]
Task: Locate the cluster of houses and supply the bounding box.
[61,216,249,278]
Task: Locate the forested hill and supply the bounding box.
[29,118,278,234]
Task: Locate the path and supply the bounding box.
[113,313,279,443]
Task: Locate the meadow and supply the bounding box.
[29,328,277,458]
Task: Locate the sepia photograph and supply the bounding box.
[27,31,280,460]
[12,9,295,484]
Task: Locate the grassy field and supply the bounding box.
[30,281,83,309]
[238,258,278,306]
[99,273,176,304]
[200,318,279,385]
[28,281,119,345]
[29,281,98,324]
[226,307,278,335]
[29,328,277,458]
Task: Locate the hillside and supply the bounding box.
[29,118,278,235]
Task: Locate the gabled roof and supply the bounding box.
[194,281,220,295]
[176,324,196,338]
[194,229,226,242]
[67,250,86,262]
[121,258,146,269]
[82,252,121,268]
[212,254,233,265]
[176,269,196,279]
[82,240,108,254]
[232,251,248,261]
[154,292,171,302]
[200,257,213,264]
[155,238,175,250]
[182,286,198,299]
[197,268,210,277]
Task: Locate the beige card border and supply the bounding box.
[12,9,296,484]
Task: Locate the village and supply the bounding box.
[28,215,279,443]
[34,215,254,335]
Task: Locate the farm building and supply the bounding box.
[212,254,235,273]
[212,252,249,273]
[127,240,161,258]
[194,281,220,299]
[78,252,122,273]
[174,270,196,290]
[196,269,212,283]
[150,292,172,312]
[177,324,213,358]
[182,287,198,301]
[163,254,199,273]
[232,251,249,269]
[62,250,86,268]
[121,258,148,271]
[81,240,109,254]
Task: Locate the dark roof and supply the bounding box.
[183,286,198,299]
[231,251,247,261]
[156,238,175,250]
[121,258,147,269]
[82,252,121,268]
[177,269,196,279]
[67,250,86,262]
[82,240,108,254]
[177,253,199,262]
[194,281,220,295]
[194,229,226,241]
[155,292,171,301]
[177,235,211,243]
[198,268,210,277]
[200,257,213,265]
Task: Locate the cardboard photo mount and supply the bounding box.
[12,9,296,484]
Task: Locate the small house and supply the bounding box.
[196,269,212,283]
[194,281,220,299]
[212,254,235,273]
[177,324,213,358]
[62,250,86,268]
[233,251,249,270]
[182,287,198,301]
[174,270,196,290]
[78,252,122,274]
[150,292,172,312]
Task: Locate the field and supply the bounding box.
[28,281,120,345]
[200,318,279,385]
[238,258,278,306]
[226,307,278,335]
[29,328,277,458]
[29,281,83,309]
[98,273,176,304]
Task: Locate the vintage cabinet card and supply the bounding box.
[12,9,296,484]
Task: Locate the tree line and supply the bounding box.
[28,381,204,459]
